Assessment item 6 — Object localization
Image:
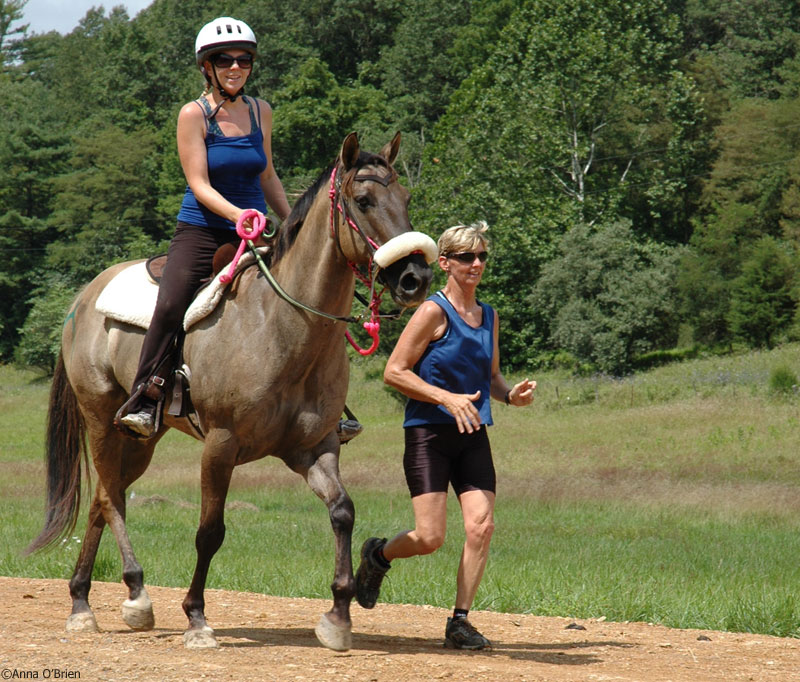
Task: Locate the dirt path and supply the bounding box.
[0,577,797,681]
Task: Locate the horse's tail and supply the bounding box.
[24,351,89,555]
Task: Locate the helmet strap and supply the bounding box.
[201,65,246,120]
[206,64,244,108]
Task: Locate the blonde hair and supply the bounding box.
[437,220,490,256]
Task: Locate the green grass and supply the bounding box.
[2,347,800,637]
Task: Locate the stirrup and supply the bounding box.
[114,376,165,439]
[119,411,155,438]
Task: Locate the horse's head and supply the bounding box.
[333,132,435,307]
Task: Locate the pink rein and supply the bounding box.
[221,178,384,356]
[220,210,267,284]
[348,302,381,356]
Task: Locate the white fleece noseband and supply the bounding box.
[373,231,438,268]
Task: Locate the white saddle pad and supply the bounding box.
[95,262,157,329]
[95,249,267,331]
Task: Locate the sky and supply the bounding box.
[20,0,154,35]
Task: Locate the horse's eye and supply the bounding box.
[355,196,371,211]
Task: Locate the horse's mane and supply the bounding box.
[272,151,390,263]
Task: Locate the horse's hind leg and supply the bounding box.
[74,426,159,631]
[66,495,106,632]
[304,447,355,651]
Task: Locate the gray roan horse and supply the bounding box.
[26,133,434,651]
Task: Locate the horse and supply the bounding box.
[26,132,435,651]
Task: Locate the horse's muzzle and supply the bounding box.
[374,231,436,307]
[379,252,433,307]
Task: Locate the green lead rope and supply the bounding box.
[247,241,360,324]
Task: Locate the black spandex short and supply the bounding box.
[403,423,496,497]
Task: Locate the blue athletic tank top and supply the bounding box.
[403,291,495,427]
[176,96,268,230]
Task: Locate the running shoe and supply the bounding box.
[444,617,492,650]
[355,537,389,608]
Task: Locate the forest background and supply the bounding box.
[1,0,800,376]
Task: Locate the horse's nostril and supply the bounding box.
[400,273,420,292]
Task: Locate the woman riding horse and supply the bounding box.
[120,17,291,438]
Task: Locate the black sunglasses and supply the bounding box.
[211,53,254,69]
[446,251,488,263]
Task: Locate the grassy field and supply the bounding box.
[1,345,799,637]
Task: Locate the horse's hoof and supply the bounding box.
[66,611,99,633]
[183,625,219,649]
[315,613,352,651]
[122,589,155,631]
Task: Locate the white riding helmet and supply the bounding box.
[195,17,257,66]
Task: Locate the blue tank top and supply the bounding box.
[403,291,495,428]
[176,96,268,230]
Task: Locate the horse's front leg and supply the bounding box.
[305,442,356,651]
[182,429,237,649]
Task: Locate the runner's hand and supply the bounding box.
[507,379,535,406]
[441,390,482,434]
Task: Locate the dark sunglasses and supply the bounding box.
[447,251,488,263]
[211,53,254,69]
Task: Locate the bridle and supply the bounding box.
[327,160,401,354]
[328,161,398,265]
[222,159,411,356]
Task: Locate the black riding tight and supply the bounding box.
[129,222,239,402]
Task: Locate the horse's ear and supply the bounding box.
[380,132,402,166]
[340,132,360,171]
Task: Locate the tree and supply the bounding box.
[683,0,800,100]
[680,94,800,346]
[238,0,403,92]
[111,0,204,130]
[531,221,682,375]
[0,73,68,360]
[4,0,800,369]
[270,57,390,183]
[727,236,798,348]
[0,78,69,219]
[14,273,77,373]
[44,124,164,286]
[307,0,402,84]
[626,70,713,243]
[414,0,700,367]
[0,0,27,66]
[0,210,48,359]
[370,0,474,132]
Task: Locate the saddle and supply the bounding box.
[145,241,244,285]
[97,242,272,332]
[108,238,272,440]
